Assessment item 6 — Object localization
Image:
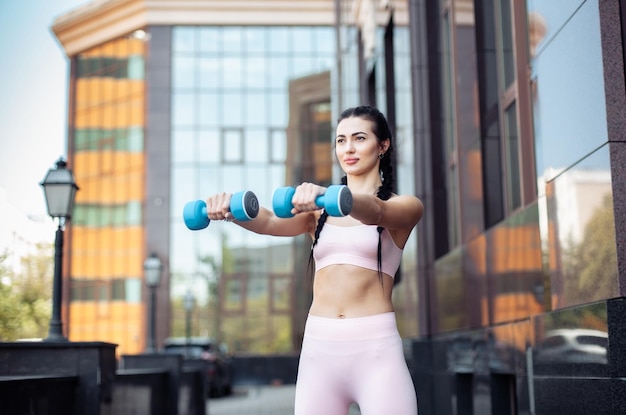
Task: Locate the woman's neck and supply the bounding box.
[346,173,382,195]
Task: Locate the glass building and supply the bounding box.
[52,0,626,413]
[52,0,415,357]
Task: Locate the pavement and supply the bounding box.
[208,385,361,415]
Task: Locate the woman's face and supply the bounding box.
[335,116,388,176]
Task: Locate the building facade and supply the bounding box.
[51,0,626,413]
[404,0,626,413]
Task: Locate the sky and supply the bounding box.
[0,0,89,218]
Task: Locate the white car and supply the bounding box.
[534,329,608,365]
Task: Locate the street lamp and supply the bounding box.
[183,289,195,354]
[40,158,79,342]
[144,252,163,353]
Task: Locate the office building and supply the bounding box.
[52,0,626,412]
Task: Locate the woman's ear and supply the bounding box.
[381,139,390,154]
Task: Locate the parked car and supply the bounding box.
[534,329,608,366]
[163,337,233,397]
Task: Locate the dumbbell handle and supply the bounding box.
[273,185,352,218]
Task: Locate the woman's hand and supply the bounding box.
[206,192,235,222]
[290,182,327,216]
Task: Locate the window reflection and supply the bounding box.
[529,0,607,180]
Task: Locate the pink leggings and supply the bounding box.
[294,312,418,415]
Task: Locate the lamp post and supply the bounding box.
[183,289,195,354]
[144,253,163,353]
[40,158,79,342]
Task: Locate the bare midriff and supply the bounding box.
[308,264,395,319]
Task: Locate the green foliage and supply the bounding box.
[0,244,53,341]
[562,194,618,304]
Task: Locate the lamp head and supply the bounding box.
[40,158,79,219]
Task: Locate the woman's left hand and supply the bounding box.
[290,182,327,215]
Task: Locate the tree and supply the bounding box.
[0,252,23,340]
[0,243,53,341]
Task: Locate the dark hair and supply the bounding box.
[308,106,395,281]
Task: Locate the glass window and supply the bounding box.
[268,28,291,53]
[111,205,123,226]
[528,0,607,180]
[197,165,221,201]
[244,57,267,89]
[198,129,221,163]
[221,165,245,191]
[172,166,195,218]
[127,127,143,152]
[70,279,83,301]
[498,0,515,87]
[173,26,197,53]
[84,282,95,301]
[222,129,243,163]
[270,129,286,163]
[173,56,196,89]
[127,55,144,79]
[223,27,243,56]
[270,275,290,313]
[269,92,287,127]
[313,56,334,73]
[223,93,243,125]
[172,92,195,127]
[172,130,194,163]
[127,201,142,225]
[111,279,126,301]
[198,59,220,90]
[199,92,220,126]
[245,93,267,126]
[504,102,521,211]
[224,275,244,313]
[293,56,314,79]
[268,57,290,89]
[246,166,271,202]
[199,27,220,53]
[441,7,460,248]
[314,27,335,54]
[223,57,243,89]
[98,283,109,302]
[126,278,141,303]
[245,128,268,163]
[291,28,313,54]
[244,27,267,53]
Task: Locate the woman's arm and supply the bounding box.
[206,192,317,237]
[349,193,424,231]
[289,184,423,232]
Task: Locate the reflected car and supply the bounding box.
[163,337,233,397]
[534,329,608,366]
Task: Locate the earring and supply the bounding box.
[379,153,384,159]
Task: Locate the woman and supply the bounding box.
[206,106,423,414]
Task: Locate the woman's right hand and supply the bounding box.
[206,192,235,222]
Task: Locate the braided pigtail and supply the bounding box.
[376,149,395,283]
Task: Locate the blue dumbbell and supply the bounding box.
[272,185,353,218]
[183,190,259,230]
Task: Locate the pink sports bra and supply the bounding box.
[312,223,403,278]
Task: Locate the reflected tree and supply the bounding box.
[562,194,617,304]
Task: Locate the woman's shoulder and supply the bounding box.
[389,193,423,207]
[386,194,424,226]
